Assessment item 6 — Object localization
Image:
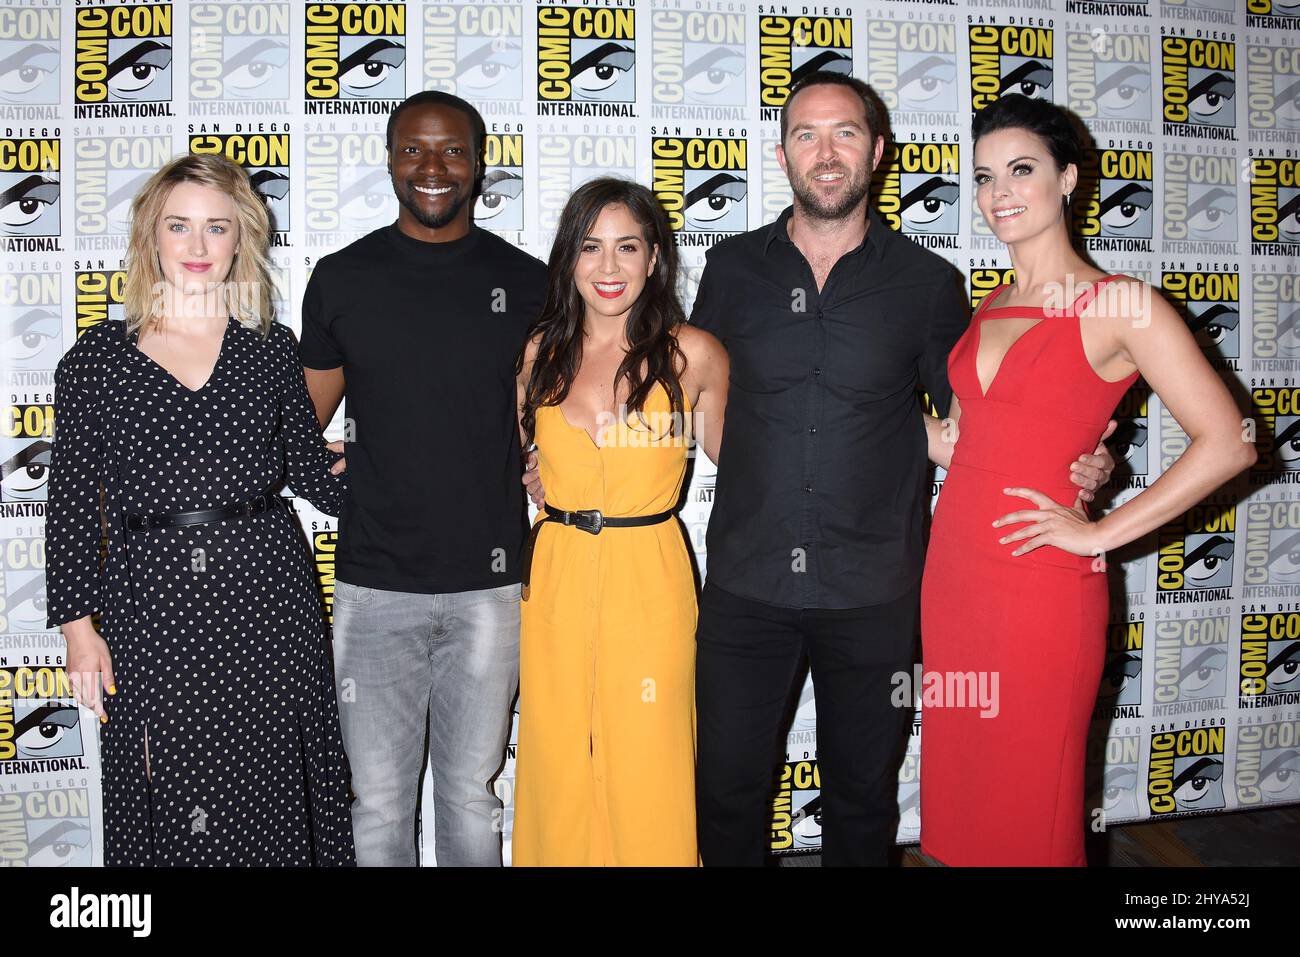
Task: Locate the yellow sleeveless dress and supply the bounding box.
[513,383,698,866]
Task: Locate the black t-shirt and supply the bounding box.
[299,224,547,594]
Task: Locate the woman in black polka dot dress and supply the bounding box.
[45,155,355,866]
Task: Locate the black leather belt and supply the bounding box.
[125,493,282,531]
[521,504,676,600]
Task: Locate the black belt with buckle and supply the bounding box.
[521,504,676,600]
[125,493,283,531]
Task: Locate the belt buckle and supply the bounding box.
[128,513,149,531]
[573,509,604,535]
[244,499,257,517]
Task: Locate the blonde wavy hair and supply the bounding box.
[123,152,276,337]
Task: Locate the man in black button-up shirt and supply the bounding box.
[690,74,1110,866]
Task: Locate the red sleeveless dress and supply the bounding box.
[920,276,1138,866]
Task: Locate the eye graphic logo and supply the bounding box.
[1,270,61,371]
[1240,612,1300,701]
[1111,385,1150,482]
[1098,620,1144,709]
[74,270,127,337]
[1088,733,1141,826]
[874,142,960,242]
[1251,387,1300,474]
[1147,727,1225,815]
[0,439,50,502]
[1162,37,1237,136]
[865,21,958,122]
[304,131,396,240]
[969,25,1054,114]
[1066,30,1153,124]
[1161,272,1240,359]
[1249,157,1300,253]
[190,134,291,233]
[1252,273,1300,361]
[651,137,748,238]
[758,16,853,112]
[0,138,58,238]
[424,5,524,102]
[73,4,173,105]
[1072,148,1153,250]
[1243,500,1300,592]
[1163,153,1237,249]
[478,133,524,231]
[1155,502,1236,599]
[0,668,85,762]
[72,137,170,243]
[305,3,407,105]
[190,3,291,104]
[1236,717,1300,809]
[1151,615,1230,711]
[1246,41,1300,134]
[0,6,59,105]
[0,787,94,867]
[650,10,746,108]
[537,6,636,104]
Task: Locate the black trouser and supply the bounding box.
[695,581,918,867]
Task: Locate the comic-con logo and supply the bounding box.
[1240,611,1300,701]
[190,132,291,233]
[74,269,126,337]
[0,668,85,766]
[424,3,524,103]
[536,128,637,231]
[311,522,337,624]
[1097,619,1143,714]
[651,135,747,242]
[1162,152,1237,250]
[477,131,523,232]
[74,136,171,241]
[0,785,94,867]
[969,264,1015,309]
[865,20,958,123]
[1249,156,1300,255]
[873,141,959,246]
[1147,725,1225,814]
[1235,716,1300,808]
[305,3,407,106]
[969,24,1054,114]
[1162,35,1236,137]
[1253,273,1300,361]
[537,6,636,105]
[1088,732,1141,826]
[73,4,173,106]
[1161,271,1240,359]
[1072,147,1153,251]
[0,137,58,237]
[0,6,59,105]
[1247,39,1300,133]
[1151,613,1230,710]
[1155,501,1236,601]
[770,760,821,851]
[190,2,291,106]
[1247,0,1300,31]
[303,130,396,243]
[1251,387,1300,476]
[1243,499,1300,592]
[758,16,852,115]
[1110,384,1150,488]
[1,270,60,372]
[650,9,746,110]
[1065,28,1152,124]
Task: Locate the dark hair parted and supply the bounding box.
[517,178,686,446]
[779,72,888,146]
[385,90,487,166]
[972,94,1084,171]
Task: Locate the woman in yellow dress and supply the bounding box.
[512,178,728,866]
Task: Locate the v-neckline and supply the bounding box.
[973,313,1050,399]
[133,317,234,395]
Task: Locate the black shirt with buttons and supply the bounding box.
[690,204,969,610]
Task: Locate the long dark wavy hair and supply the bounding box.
[518,178,687,444]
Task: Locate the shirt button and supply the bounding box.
[808,426,817,434]
[803,484,813,493]
[812,367,822,377]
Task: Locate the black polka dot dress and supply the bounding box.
[45,318,356,866]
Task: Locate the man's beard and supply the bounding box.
[394,179,473,230]
[790,162,872,222]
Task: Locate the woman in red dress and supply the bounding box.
[919,95,1257,866]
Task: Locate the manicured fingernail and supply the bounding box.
[998,537,1007,544]
[108,685,117,695]
[99,715,108,724]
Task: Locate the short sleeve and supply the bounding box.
[921,270,970,419]
[271,324,347,516]
[45,344,104,627]
[688,251,726,341]
[298,265,344,370]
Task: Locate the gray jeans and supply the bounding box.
[331,578,520,866]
